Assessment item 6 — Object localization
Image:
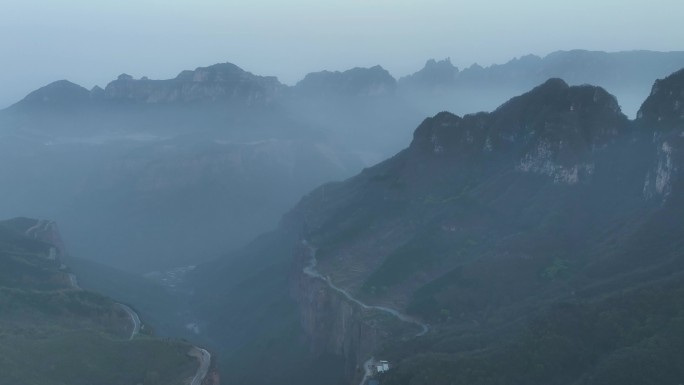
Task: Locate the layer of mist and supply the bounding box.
[1,50,683,273]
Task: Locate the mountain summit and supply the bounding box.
[8,62,285,111]
[637,68,684,130]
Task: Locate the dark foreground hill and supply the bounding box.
[185,68,684,385]
[0,218,204,385]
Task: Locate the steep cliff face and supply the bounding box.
[294,250,385,380]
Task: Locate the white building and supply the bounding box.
[375,360,390,374]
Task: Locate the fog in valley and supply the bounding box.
[2,1,684,385]
[3,52,684,273]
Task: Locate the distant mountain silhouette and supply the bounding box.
[399,50,684,117]
[13,80,92,110]
[401,50,684,89]
[399,58,459,87]
[294,65,396,97]
[100,63,284,104]
[7,50,684,118]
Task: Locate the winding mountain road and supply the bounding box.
[33,220,54,238]
[24,220,42,238]
[303,242,429,337]
[117,304,141,340]
[25,220,209,384]
[302,242,429,385]
[189,347,211,385]
[358,357,374,385]
[25,219,50,238]
[66,270,141,341]
[69,272,210,385]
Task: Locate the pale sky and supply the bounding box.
[1,0,683,108]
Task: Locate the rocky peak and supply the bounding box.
[400,58,459,87]
[117,73,134,81]
[410,111,464,155]
[10,80,91,110]
[174,62,255,83]
[295,65,397,97]
[637,68,684,130]
[409,78,628,183]
[493,78,626,143]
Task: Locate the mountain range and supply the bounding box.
[2,50,684,384]
[1,50,684,273]
[175,66,684,385]
[8,50,684,116]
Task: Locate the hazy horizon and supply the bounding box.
[2,0,684,108]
